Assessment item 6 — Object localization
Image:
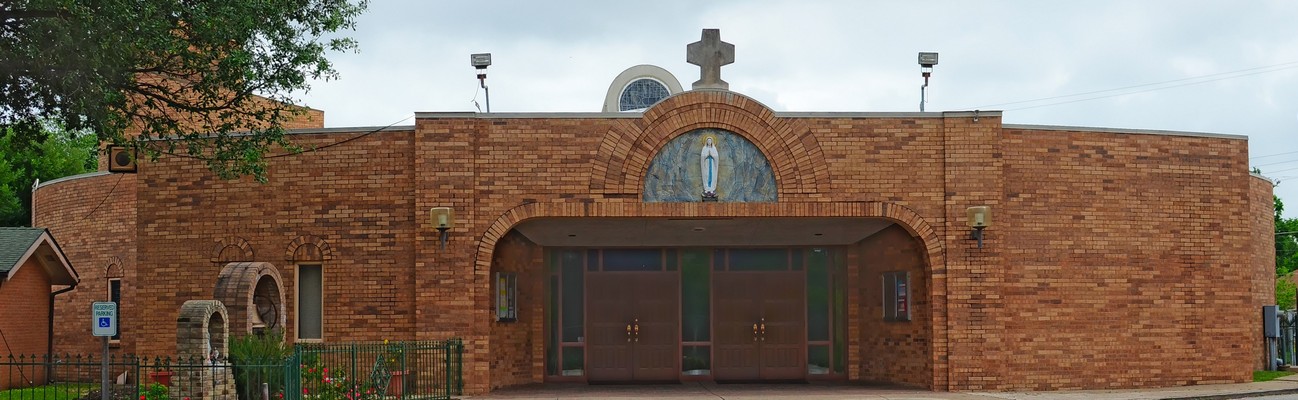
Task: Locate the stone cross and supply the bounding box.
[686,29,735,90]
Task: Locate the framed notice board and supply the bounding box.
[495,272,518,322]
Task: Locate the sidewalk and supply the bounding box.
[468,376,1298,399]
[972,375,1298,400]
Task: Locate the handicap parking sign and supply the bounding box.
[92,302,116,337]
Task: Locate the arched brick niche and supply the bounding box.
[212,237,254,263]
[175,300,235,400]
[589,90,830,199]
[214,262,286,335]
[285,235,333,262]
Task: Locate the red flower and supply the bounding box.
[140,396,146,400]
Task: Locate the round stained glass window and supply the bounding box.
[618,78,670,111]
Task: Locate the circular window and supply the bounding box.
[618,78,670,111]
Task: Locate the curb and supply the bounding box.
[1161,387,1298,400]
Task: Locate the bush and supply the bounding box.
[229,329,292,400]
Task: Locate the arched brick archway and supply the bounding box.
[474,201,948,388]
[589,91,830,199]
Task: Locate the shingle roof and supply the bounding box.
[0,227,47,274]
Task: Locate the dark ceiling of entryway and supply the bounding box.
[513,217,895,247]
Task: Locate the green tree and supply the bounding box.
[0,125,98,226]
[1279,195,1298,277]
[1,0,366,180]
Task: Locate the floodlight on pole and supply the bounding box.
[471,53,492,112]
[918,52,938,112]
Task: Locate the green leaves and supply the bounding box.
[0,125,98,226]
[1,0,367,181]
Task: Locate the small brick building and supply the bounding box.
[0,228,78,390]
[30,45,1277,393]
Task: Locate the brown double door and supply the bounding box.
[585,271,680,382]
[713,271,806,381]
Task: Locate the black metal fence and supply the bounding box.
[0,354,288,400]
[1281,314,1297,367]
[0,339,462,400]
[293,340,463,400]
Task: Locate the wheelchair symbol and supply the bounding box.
[98,317,111,328]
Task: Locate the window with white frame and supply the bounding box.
[297,264,323,340]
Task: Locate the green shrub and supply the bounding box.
[229,329,292,400]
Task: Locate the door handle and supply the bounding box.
[759,318,766,341]
[633,318,640,342]
[753,323,759,341]
[626,323,633,342]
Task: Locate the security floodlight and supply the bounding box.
[918,52,938,111]
[918,52,939,68]
[471,53,492,69]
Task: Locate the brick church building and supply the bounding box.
[32,31,1275,394]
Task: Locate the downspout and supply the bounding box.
[48,283,77,377]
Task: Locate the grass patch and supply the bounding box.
[1255,370,1296,382]
[0,383,96,400]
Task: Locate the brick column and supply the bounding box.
[413,117,488,394]
[940,112,1006,390]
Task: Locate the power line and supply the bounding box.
[1254,150,1298,160]
[1255,158,1298,168]
[964,60,1298,111]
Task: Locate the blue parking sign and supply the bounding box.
[98,317,111,328]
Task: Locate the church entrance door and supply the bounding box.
[713,271,806,381]
[585,271,679,382]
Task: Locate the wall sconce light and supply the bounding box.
[430,207,454,250]
[966,206,992,248]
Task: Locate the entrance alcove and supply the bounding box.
[175,300,236,400]
[214,262,286,335]
[487,213,935,387]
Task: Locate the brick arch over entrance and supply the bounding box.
[474,201,948,388]
[589,91,830,198]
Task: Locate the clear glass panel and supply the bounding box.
[562,347,584,376]
[713,249,726,271]
[297,265,323,340]
[547,276,559,375]
[562,251,584,342]
[665,249,678,271]
[682,346,711,376]
[728,249,788,271]
[808,345,831,375]
[791,248,804,270]
[681,249,710,342]
[602,249,662,272]
[807,249,829,341]
[587,250,599,272]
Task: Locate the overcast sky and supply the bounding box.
[295,0,1298,218]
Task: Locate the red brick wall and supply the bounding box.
[0,259,52,389]
[33,91,1267,394]
[1251,175,1277,370]
[33,173,137,356]
[854,225,932,387]
[123,130,418,355]
[999,128,1255,388]
[486,232,544,389]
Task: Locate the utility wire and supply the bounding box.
[1254,151,1298,160]
[964,61,1298,111]
[1255,158,1298,168]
